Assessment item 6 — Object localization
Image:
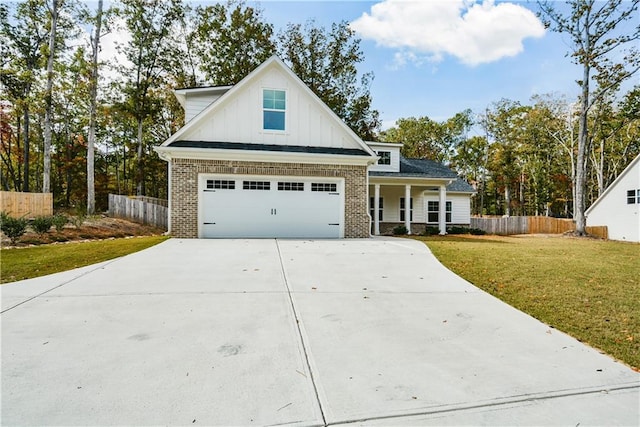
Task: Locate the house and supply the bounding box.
[155,56,474,239]
[586,154,640,242]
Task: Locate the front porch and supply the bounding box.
[369,180,450,236]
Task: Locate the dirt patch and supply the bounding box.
[1,215,165,248]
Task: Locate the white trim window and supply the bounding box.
[263,89,286,131]
[369,197,383,221]
[400,197,413,221]
[427,201,451,223]
[627,189,640,204]
[377,151,391,165]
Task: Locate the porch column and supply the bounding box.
[405,184,411,234]
[439,184,447,235]
[374,184,380,235]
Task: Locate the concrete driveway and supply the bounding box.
[2,238,639,426]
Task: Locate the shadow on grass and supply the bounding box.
[406,235,513,244]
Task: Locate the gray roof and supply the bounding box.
[447,178,475,193]
[369,156,457,178]
[168,140,370,157]
[370,156,475,193]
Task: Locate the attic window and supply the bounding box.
[628,189,639,204]
[263,89,286,131]
[377,151,391,165]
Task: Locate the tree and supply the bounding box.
[116,0,185,196]
[0,0,50,192]
[43,0,62,194]
[278,20,380,139]
[84,0,106,214]
[539,0,640,234]
[192,0,275,86]
[381,110,473,163]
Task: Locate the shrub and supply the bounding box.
[52,214,68,232]
[423,226,440,236]
[392,225,408,235]
[1,213,28,244]
[447,226,469,235]
[70,204,87,229]
[470,227,487,235]
[31,216,54,235]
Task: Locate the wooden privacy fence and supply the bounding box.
[471,216,608,238]
[0,191,53,218]
[108,194,168,230]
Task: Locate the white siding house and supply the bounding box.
[586,154,640,242]
[155,56,475,239]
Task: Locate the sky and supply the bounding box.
[9,0,633,133]
[252,0,590,132]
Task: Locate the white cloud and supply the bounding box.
[350,0,546,66]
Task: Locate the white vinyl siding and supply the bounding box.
[184,94,224,122]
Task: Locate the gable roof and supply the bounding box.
[157,56,376,159]
[586,153,640,215]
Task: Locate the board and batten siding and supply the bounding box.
[180,65,363,151]
[586,156,640,242]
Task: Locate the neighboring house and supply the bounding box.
[586,154,640,242]
[155,56,473,239]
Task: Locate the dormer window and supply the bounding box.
[263,89,286,131]
[377,151,391,165]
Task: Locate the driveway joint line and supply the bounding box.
[325,383,640,425]
[275,239,328,426]
[1,259,120,314]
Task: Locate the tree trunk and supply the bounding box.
[575,21,591,235]
[43,0,60,194]
[136,118,144,196]
[22,105,30,192]
[87,0,103,215]
[504,184,511,216]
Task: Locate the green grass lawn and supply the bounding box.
[411,235,640,370]
[1,235,169,284]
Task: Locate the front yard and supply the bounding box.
[413,234,639,370]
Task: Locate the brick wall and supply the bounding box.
[170,158,370,238]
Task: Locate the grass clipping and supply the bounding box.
[413,235,639,370]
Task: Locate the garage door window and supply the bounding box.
[278,182,304,191]
[207,180,235,190]
[311,183,337,192]
[243,181,270,190]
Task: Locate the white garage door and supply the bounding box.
[200,176,343,238]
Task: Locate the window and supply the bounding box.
[278,182,304,191]
[369,197,384,221]
[427,201,452,223]
[263,89,286,131]
[628,189,638,204]
[243,181,270,190]
[207,179,235,190]
[400,197,413,221]
[311,183,337,192]
[377,151,391,165]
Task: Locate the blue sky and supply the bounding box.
[253,0,588,131]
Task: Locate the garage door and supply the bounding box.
[200,176,343,238]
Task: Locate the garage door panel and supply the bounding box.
[201,177,342,238]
